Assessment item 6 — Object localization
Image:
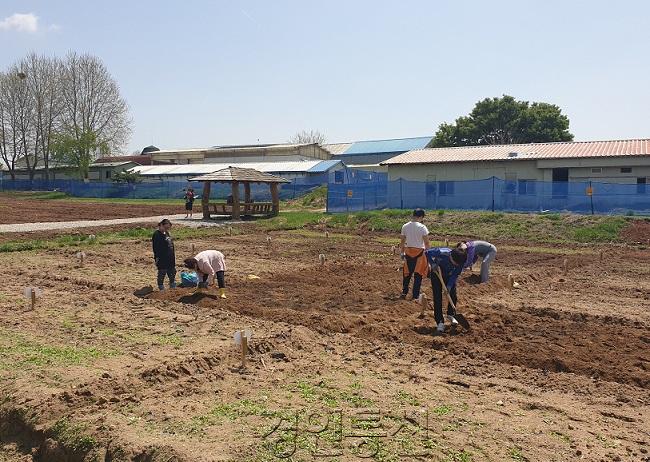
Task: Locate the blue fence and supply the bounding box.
[327,177,650,215]
[0,178,321,201]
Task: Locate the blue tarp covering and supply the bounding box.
[327,177,650,215]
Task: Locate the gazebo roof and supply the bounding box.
[189,166,290,183]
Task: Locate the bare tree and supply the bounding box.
[0,69,31,179]
[60,52,131,163]
[289,129,326,145]
[20,53,64,180]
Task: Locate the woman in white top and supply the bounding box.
[399,208,431,300]
[183,250,227,298]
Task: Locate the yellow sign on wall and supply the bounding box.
[347,190,353,198]
[586,187,593,196]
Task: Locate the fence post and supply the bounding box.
[589,180,594,215]
[400,178,403,209]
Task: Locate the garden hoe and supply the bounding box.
[434,266,471,330]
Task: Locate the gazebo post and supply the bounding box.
[201,181,211,219]
[270,183,279,217]
[232,180,241,220]
[244,182,251,216]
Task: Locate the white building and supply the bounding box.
[382,139,650,188]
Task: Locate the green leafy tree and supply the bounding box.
[429,95,573,147]
[51,130,108,179]
[111,170,141,184]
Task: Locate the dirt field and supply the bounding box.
[0,195,182,224]
[0,225,648,461]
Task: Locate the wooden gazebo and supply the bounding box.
[190,167,290,220]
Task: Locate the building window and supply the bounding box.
[439,181,455,196]
[591,168,602,174]
[638,177,647,194]
[518,179,536,195]
[105,170,111,179]
[621,167,632,173]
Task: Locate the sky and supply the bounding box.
[1,0,649,154]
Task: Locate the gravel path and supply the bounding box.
[0,214,229,233]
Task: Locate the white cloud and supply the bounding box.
[0,13,39,33]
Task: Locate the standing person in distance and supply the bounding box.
[183,187,195,219]
[399,208,431,301]
[183,250,227,299]
[152,218,176,290]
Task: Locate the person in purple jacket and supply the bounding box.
[458,240,497,283]
[424,246,468,333]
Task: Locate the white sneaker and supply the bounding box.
[447,315,459,326]
[436,322,446,333]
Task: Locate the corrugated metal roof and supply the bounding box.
[322,143,353,155]
[307,160,342,173]
[342,136,433,156]
[153,143,318,155]
[382,139,650,165]
[190,167,289,183]
[130,160,339,176]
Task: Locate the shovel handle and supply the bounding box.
[434,266,457,311]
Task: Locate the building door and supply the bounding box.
[552,168,569,198]
[638,177,647,194]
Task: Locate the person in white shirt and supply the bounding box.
[183,250,227,298]
[399,208,431,300]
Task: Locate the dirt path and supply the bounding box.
[0,214,201,233]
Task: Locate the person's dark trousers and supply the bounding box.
[430,271,457,324]
[157,267,176,289]
[402,256,423,299]
[202,271,225,288]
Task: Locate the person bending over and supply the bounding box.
[425,246,467,333]
[184,250,227,298]
[458,240,497,283]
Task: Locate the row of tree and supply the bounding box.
[0,52,131,180]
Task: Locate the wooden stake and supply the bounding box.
[599,250,603,262]
[444,238,449,247]
[229,226,233,236]
[30,288,36,310]
[241,331,248,368]
[319,254,326,266]
[563,259,568,275]
[508,274,514,290]
[325,231,329,239]
[191,243,195,253]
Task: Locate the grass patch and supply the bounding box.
[50,418,96,453]
[0,328,118,370]
[509,446,527,461]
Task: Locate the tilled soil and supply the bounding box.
[0,229,649,461]
[0,197,182,224]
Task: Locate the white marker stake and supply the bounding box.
[75,251,86,267]
[23,287,42,311]
[266,236,272,247]
[229,226,233,236]
[444,238,449,247]
[325,231,330,239]
[319,254,326,266]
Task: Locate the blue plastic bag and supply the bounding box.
[180,271,199,288]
